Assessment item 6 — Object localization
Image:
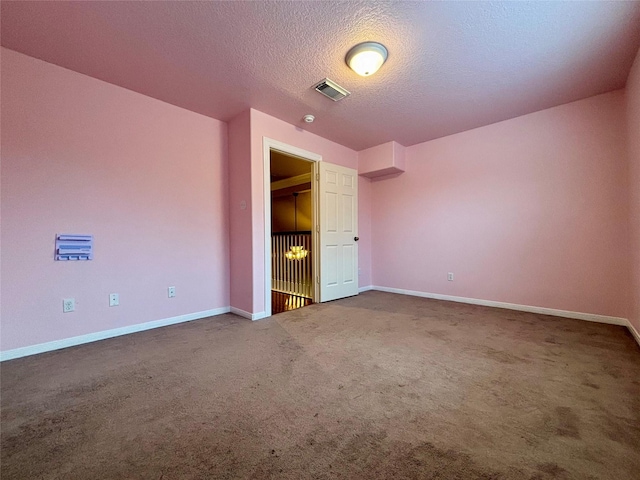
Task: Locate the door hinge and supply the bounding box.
[316,225,320,232]
[316,276,320,284]
[316,173,319,181]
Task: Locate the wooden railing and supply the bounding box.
[271,232,313,298]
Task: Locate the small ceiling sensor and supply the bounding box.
[303,114,315,123]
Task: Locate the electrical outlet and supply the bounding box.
[168,286,176,298]
[447,272,454,281]
[109,293,119,307]
[63,298,75,313]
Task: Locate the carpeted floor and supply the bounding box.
[1,291,639,479]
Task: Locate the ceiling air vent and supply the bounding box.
[314,78,350,101]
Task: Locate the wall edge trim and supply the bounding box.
[0,307,232,362]
[626,320,640,347]
[5,290,636,362]
[369,286,630,327]
[230,307,267,321]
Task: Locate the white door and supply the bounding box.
[318,162,358,302]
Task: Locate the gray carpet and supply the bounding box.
[2,291,639,479]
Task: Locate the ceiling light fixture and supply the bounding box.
[346,42,388,77]
[285,193,309,261]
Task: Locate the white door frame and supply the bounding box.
[263,137,322,318]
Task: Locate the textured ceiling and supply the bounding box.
[2,1,640,150]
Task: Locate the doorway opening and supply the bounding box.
[269,150,316,314]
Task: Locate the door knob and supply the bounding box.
[354,237,359,241]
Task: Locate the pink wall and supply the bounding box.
[371,91,630,318]
[626,46,640,332]
[245,109,371,314]
[358,176,373,288]
[0,48,230,351]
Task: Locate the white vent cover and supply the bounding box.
[314,78,350,101]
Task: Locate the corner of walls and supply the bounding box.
[228,109,254,313]
[625,45,640,333]
[0,49,3,330]
[358,175,373,287]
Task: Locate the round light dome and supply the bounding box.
[346,42,388,77]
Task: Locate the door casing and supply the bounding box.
[263,137,321,318]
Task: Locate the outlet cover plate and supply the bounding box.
[168,286,176,298]
[63,298,75,313]
[109,293,119,307]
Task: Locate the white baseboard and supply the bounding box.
[370,286,640,347]
[0,307,231,362]
[4,291,637,362]
[230,307,267,321]
[370,286,629,326]
[626,320,640,347]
